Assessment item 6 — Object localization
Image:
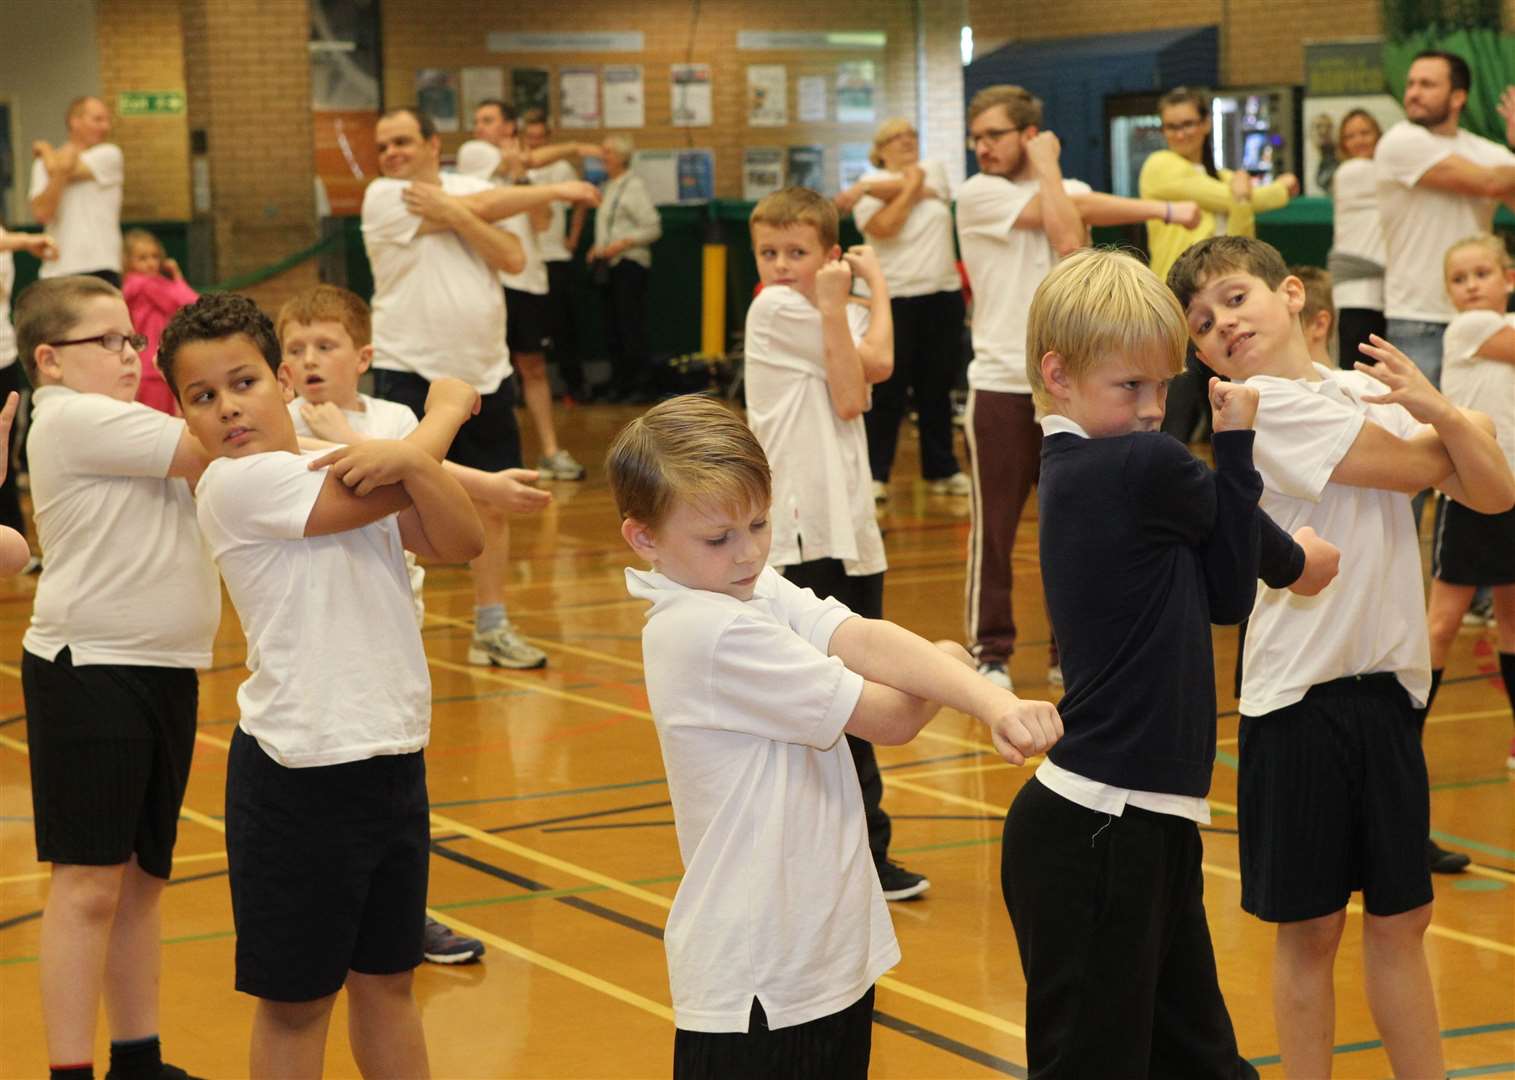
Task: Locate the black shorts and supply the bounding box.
[22,648,197,880]
[1432,493,1515,585]
[504,287,551,355]
[672,986,875,1080]
[373,367,522,472]
[225,728,430,1002]
[1238,674,1433,923]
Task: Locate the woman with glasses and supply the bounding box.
[1140,87,1296,441]
[1327,109,1387,368]
[836,119,969,499]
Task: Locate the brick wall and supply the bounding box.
[380,0,968,197]
[97,0,191,222]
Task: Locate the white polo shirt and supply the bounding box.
[23,386,219,668]
[529,158,579,263]
[454,140,549,295]
[1376,121,1515,323]
[1442,309,1515,474]
[851,161,961,298]
[956,171,1091,394]
[361,172,512,394]
[625,565,898,1033]
[196,449,430,768]
[29,143,123,278]
[1238,364,1431,716]
[0,236,14,367]
[743,286,887,574]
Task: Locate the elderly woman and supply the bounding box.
[586,133,661,403]
[1327,109,1386,368]
[835,119,968,498]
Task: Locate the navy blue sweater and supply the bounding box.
[1038,430,1304,797]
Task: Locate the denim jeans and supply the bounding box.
[1385,318,1448,389]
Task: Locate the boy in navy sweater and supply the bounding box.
[1001,249,1340,1077]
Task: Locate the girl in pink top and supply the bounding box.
[122,228,198,414]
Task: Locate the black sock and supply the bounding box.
[1501,652,1515,723]
[50,1066,92,1080]
[107,1035,161,1080]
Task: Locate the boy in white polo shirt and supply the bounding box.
[14,275,219,1080]
[1171,236,1515,1079]
[608,394,1060,1079]
[157,293,484,1078]
[743,186,929,901]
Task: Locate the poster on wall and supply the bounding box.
[560,67,601,128]
[787,145,825,191]
[835,61,876,124]
[460,66,504,115]
[678,151,715,201]
[1302,40,1402,197]
[671,64,713,127]
[603,64,646,128]
[635,149,716,204]
[743,147,785,200]
[747,66,788,127]
[839,143,871,189]
[512,68,551,118]
[416,69,460,132]
[797,76,828,123]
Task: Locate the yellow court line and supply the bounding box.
[178,804,227,835]
[0,659,20,679]
[875,976,1026,1039]
[427,655,653,720]
[1466,863,1515,885]
[422,610,647,672]
[0,731,27,755]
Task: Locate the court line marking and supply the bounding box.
[0,660,20,679]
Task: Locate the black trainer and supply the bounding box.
[1427,837,1470,874]
[877,859,930,901]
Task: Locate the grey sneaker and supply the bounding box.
[539,449,586,481]
[422,916,485,964]
[468,623,547,669]
[977,660,1012,690]
[927,471,972,496]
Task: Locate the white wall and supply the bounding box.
[0,0,101,224]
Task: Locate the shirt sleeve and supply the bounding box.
[82,144,124,187]
[197,452,328,544]
[455,140,502,181]
[770,569,861,651]
[1443,309,1508,370]
[1200,430,1266,625]
[1375,125,1448,189]
[706,616,864,750]
[1257,510,1306,590]
[1249,378,1366,501]
[1139,150,1238,212]
[746,288,826,378]
[361,179,422,248]
[29,158,47,199]
[955,176,1036,238]
[1135,434,1219,548]
[43,395,183,478]
[124,272,197,316]
[925,159,952,200]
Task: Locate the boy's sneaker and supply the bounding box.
[538,449,586,481]
[1427,838,1469,874]
[422,916,485,964]
[977,660,1012,690]
[927,471,972,496]
[468,623,548,669]
[877,859,930,901]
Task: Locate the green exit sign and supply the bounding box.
[118,91,186,116]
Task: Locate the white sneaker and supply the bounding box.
[872,480,888,503]
[927,472,972,496]
[1047,664,1064,688]
[468,623,548,669]
[538,449,586,481]
[977,660,1012,690]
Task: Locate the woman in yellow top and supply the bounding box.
[1140,86,1297,440]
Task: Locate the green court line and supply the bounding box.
[1448,1064,1515,1078]
[1453,879,1509,892]
[1431,775,1515,793]
[1247,1020,1515,1067]
[1214,749,1240,769]
[1431,828,1515,862]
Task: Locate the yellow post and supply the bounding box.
[701,239,726,358]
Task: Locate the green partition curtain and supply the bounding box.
[1382,2,1513,143]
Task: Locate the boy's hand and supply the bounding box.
[1168,200,1202,229]
[21,234,58,261]
[984,694,1063,766]
[480,467,553,513]
[309,439,424,496]
[1024,131,1062,174]
[300,401,362,445]
[841,244,884,287]
[1208,376,1259,432]
[0,392,17,486]
[1288,526,1340,597]
[814,259,854,313]
[1356,335,1453,424]
[425,377,481,420]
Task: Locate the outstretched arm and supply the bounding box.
[401,182,525,273]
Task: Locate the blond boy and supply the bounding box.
[608,394,1059,1078]
[1292,265,1335,367]
[1171,235,1515,1078]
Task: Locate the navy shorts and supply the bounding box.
[1432,493,1515,585]
[504,287,551,355]
[373,367,522,472]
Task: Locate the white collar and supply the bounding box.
[1039,413,1090,439]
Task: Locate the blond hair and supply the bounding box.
[1026,248,1188,412]
[869,117,915,167]
[605,395,771,529]
[967,85,1042,128]
[749,187,838,250]
[1291,265,1334,331]
[1444,233,1512,275]
[13,275,123,384]
[123,228,163,259]
[276,284,372,349]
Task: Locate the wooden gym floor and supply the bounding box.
[1,402,1511,1078]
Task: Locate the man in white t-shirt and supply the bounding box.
[362,106,598,670]
[1375,50,1515,386]
[29,96,125,284]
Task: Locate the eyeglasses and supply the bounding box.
[966,126,1019,150]
[1161,119,1204,134]
[48,332,147,354]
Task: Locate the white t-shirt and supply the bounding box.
[743,286,887,575]
[851,161,961,298]
[196,449,431,768]
[1442,309,1515,474]
[361,172,512,394]
[0,235,14,367]
[29,143,124,278]
[1238,365,1431,716]
[1376,122,1515,323]
[23,386,219,668]
[956,171,1091,393]
[624,565,898,1033]
[1329,157,1386,312]
[454,141,549,295]
[529,158,579,263]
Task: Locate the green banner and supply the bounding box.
[117,91,186,117]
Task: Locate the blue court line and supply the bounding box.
[1449,1062,1515,1077]
[1247,1021,1515,1067]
